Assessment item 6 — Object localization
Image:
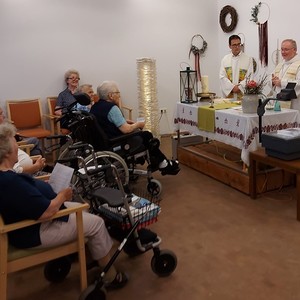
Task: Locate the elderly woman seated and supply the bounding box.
[0,123,128,289]
[14,148,47,175]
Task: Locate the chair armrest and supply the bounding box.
[121,105,133,113]
[30,155,42,161]
[44,114,60,121]
[0,203,89,234]
[34,174,51,181]
[17,141,32,146]
[18,143,35,155]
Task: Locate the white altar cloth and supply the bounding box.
[174,102,300,165]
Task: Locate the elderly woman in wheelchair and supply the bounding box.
[0,122,128,290]
[90,80,180,176]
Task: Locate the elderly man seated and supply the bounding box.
[90,81,180,176]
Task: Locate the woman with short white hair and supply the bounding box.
[0,123,128,289]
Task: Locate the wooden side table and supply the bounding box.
[249,147,300,221]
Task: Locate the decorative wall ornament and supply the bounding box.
[219,5,238,33]
[238,32,245,52]
[252,57,258,74]
[250,2,262,24]
[136,58,160,138]
[250,2,270,67]
[188,34,208,81]
[271,39,281,66]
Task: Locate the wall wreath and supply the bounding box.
[219,5,238,33]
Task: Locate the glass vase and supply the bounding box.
[242,94,259,114]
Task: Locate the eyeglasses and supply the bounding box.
[231,43,241,47]
[68,77,80,81]
[281,48,294,52]
[111,91,120,94]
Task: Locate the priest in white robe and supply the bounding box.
[219,35,254,100]
[272,39,300,111]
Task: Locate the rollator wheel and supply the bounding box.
[44,256,72,283]
[147,179,162,197]
[151,249,177,277]
[79,283,107,300]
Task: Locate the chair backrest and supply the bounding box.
[47,96,58,115]
[6,99,43,129]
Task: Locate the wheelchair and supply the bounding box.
[55,152,177,300]
[58,107,163,196]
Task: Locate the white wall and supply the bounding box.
[0,0,219,134]
[1,0,300,134]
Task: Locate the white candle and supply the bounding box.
[201,75,209,93]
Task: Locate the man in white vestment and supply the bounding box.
[219,35,254,100]
[272,39,300,110]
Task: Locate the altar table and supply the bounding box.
[174,101,300,166]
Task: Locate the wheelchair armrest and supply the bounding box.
[109,130,143,144]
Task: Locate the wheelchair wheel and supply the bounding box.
[147,179,162,196]
[84,151,129,187]
[44,256,72,283]
[79,283,107,300]
[151,249,177,277]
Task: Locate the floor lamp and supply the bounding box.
[137,58,160,138]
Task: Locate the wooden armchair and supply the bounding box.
[17,141,35,155]
[45,96,60,135]
[6,99,51,154]
[44,96,62,162]
[0,202,89,300]
[121,105,133,120]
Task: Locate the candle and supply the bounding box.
[201,75,209,93]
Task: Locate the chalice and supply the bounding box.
[209,94,215,108]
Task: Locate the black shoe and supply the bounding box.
[159,160,180,176]
[105,271,129,290]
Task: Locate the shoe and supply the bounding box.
[105,271,129,290]
[159,160,180,176]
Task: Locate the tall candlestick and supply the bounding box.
[201,75,209,93]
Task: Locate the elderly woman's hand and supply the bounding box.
[33,156,46,172]
[59,187,73,201]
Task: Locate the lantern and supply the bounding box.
[180,67,198,103]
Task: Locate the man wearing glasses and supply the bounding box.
[91,81,180,176]
[272,39,300,110]
[219,34,254,100]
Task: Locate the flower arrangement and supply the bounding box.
[244,74,268,95]
[250,2,262,24]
